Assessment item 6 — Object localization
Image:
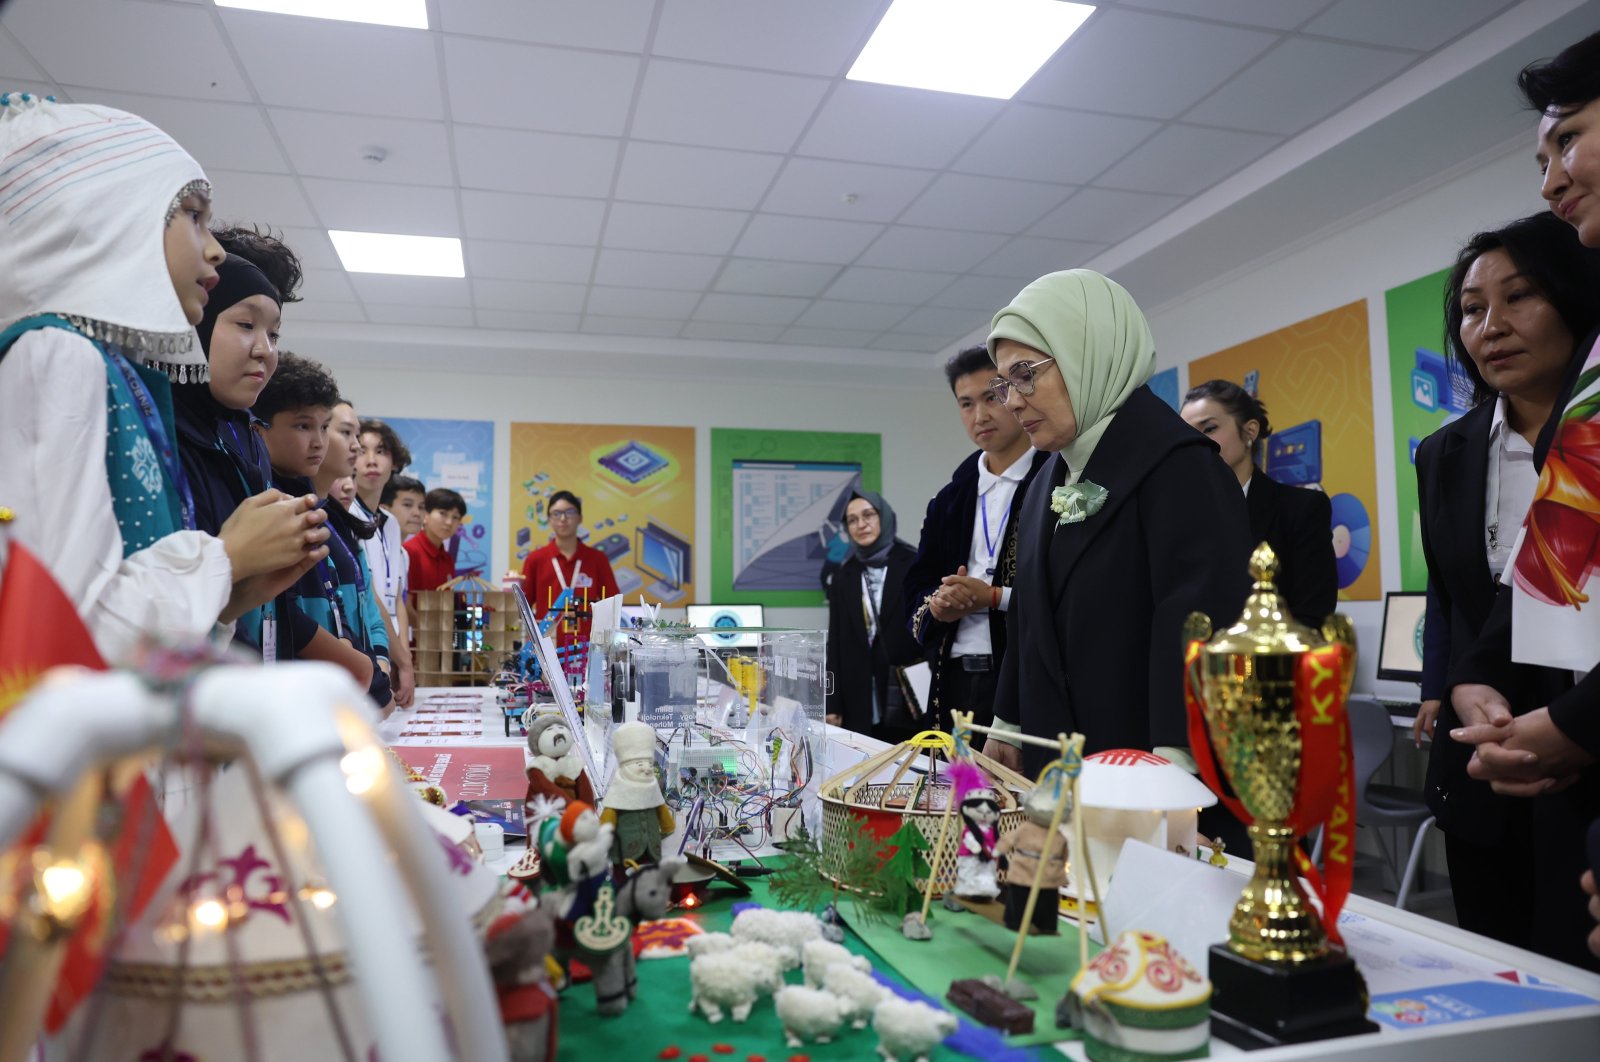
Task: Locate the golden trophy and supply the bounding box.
[1182,543,1376,1048]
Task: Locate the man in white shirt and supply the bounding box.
[354,419,415,707]
[904,346,1050,730]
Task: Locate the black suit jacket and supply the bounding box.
[903,449,1051,718]
[1246,469,1336,627]
[995,387,1252,775]
[826,543,923,735]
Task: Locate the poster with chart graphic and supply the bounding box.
[711,429,882,606]
[379,416,495,580]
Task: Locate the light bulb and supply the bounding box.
[341,745,386,795]
[191,898,229,931]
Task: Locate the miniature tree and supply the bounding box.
[772,817,892,926]
[878,820,934,917]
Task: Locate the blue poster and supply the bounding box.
[380,417,495,580]
[1149,366,1180,411]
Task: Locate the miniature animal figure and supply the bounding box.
[801,938,870,988]
[730,908,823,970]
[600,721,675,870]
[822,962,890,1029]
[532,801,614,921]
[525,714,595,811]
[484,908,558,1062]
[993,785,1070,935]
[872,997,959,1062]
[566,855,685,1017]
[951,763,1002,901]
[774,985,848,1047]
[689,948,783,1023]
[684,930,737,958]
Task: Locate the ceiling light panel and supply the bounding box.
[329,231,465,278]
[215,1,428,30]
[848,0,1095,100]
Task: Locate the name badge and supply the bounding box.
[574,573,594,588]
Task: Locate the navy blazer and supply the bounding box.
[1245,468,1336,628]
[995,386,1252,776]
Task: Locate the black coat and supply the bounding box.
[903,449,1051,720]
[826,542,923,736]
[1245,468,1337,628]
[996,387,1252,775]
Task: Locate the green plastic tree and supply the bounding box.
[772,816,892,925]
[878,820,934,917]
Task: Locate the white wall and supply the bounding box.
[1142,139,1547,696]
[328,361,973,632]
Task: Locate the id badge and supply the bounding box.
[262,617,277,664]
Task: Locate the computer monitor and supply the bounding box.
[1377,591,1428,683]
[635,521,692,605]
[687,605,766,649]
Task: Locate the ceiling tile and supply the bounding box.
[798,81,1001,169]
[694,294,810,326]
[614,142,782,210]
[67,89,288,174]
[652,0,884,76]
[5,0,251,100]
[1121,0,1327,31]
[221,11,443,119]
[585,286,703,318]
[761,158,936,223]
[363,304,477,327]
[271,111,452,186]
[777,327,882,348]
[302,178,460,236]
[1184,38,1415,135]
[1031,188,1186,244]
[898,174,1071,234]
[460,190,606,245]
[350,275,472,308]
[857,227,1008,272]
[439,0,657,51]
[279,228,343,272]
[954,106,1159,185]
[823,266,955,304]
[1301,0,1514,51]
[299,268,358,303]
[0,26,46,81]
[593,249,723,291]
[871,332,951,353]
[1094,124,1280,195]
[682,321,785,343]
[893,306,990,336]
[1020,9,1278,119]
[602,202,749,255]
[794,301,914,331]
[206,170,318,229]
[443,36,637,135]
[476,309,582,331]
[926,275,1026,312]
[453,125,618,198]
[715,259,841,298]
[291,300,367,323]
[973,236,1106,279]
[471,278,588,312]
[734,214,883,264]
[630,61,829,153]
[581,316,686,338]
[465,240,595,284]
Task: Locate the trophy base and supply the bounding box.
[1208,944,1379,1051]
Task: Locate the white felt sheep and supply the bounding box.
[730,908,822,970]
[774,985,847,1047]
[728,940,786,987]
[684,931,736,959]
[801,938,870,988]
[872,997,959,1062]
[822,962,889,1029]
[689,949,781,1024]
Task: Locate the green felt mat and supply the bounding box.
[851,903,1098,1049]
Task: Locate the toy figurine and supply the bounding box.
[533,800,614,921]
[993,785,1070,936]
[485,908,559,1062]
[525,714,595,812]
[950,762,1001,901]
[599,722,675,870]
[568,856,686,1017]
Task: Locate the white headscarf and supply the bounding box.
[988,269,1156,480]
[0,93,210,379]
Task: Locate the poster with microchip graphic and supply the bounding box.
[379,417,495,580]
[509,423,696,606]
[1188,300,1383,601]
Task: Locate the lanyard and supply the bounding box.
[107,351,195,530]
[554,556,583,591]
[979,490,1009,561]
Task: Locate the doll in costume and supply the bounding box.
[533,800,613,922]
[524,714,595,812]
[0,94,327,663]
[950,762,1002,901]
[599,722,674,871]
[485,908,559,1062]
[993,785,1069,935]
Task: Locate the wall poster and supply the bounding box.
[379,416,495,580]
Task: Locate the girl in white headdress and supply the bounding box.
[0,93,329,661]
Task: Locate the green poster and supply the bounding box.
[710,428,881,606]
[1385,268,1462,590]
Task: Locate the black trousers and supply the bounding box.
[1002,881,1059,935]
[939,658,998,732]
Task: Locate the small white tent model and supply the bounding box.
[1077,749,1219,899]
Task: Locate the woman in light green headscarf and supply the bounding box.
[978,270,1253,818]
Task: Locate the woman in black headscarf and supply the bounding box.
[824,490,924,740]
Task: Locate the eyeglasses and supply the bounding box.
[548,509,580,521]
[845,511,879,529]
[987,357,1058,402]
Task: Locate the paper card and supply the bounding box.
[1100,839,1239,958]
[902,660,932,716]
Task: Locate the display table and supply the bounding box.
[381,690,1600,1061]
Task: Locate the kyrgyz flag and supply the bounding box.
[0,537,180,1031]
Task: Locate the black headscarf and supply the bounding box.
[847,490,903,569]
[175,253,281,423]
